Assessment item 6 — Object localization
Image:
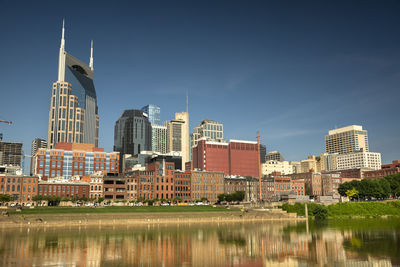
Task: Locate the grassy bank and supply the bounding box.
[281,201,400,218]
[8,206,235,215]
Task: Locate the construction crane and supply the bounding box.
[0,120,12,125]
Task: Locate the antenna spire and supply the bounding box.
[61,18,65,49]
[89,40,94,71]
[58,18,66,82]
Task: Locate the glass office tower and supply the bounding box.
[141,104,161,126]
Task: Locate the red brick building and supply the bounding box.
[174,171,191,202]
[382,160,400,169]
[191,170,224,203]
[261,176,305,201]
[0,175,38,205]
[147,159,175,200]
[38,181,89,199]
[364,167,400,179]
[287,172,321,197]
[192,139,259,177]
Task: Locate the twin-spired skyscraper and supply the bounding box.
[47,20,99,149]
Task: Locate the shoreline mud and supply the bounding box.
[0,210,304,228]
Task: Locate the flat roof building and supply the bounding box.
[325,125,369,154]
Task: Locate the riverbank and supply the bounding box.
[5,205,232,215]
[0,208,302,228]
[282,200,400,218]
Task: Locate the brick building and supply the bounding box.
[261,176,305,201]
[103,176,126,201]
[33,142,119,179]
[224,176,259,202]
[321,173,341,196]
[0,175,38,205]
[82,173,104,200]
[363,161,400,179]
[174,171,191,202]
[287,172,322,197]
[192,139,259,177]
[147,158,175,200]
[191,170,224,203]
[38,180,89,199]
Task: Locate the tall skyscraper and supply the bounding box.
[114,109,152,171]
[190,119,225,149]
[30,138,47,175]
[167,112,189,170]
[325,125,369,154]
[47,20,99,149]
[152,124,167,154]
[141,104,161,125]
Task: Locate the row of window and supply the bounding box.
[0,185,35,193]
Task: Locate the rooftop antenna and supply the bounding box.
[89,40,94,71]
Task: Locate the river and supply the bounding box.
[0,218,399,266]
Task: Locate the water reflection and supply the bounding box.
[0,219,399,266]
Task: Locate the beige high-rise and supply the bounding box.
[48,20,99,149]
[167,112,189,170]
[325,125,369,154]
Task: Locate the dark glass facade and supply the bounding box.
[114,110,152,172]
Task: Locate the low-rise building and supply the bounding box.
[321,173,341,196]
[191,170,224,203]
[0,175,38,205]
[82,173,104,200]
[262,160,294,176]
[364,167,400,179]
[174,171,191,202]
[38,179,89,199]
[224,176,259,202]
[287,172,322,197]
[261,175,305,201]
[103,176,126,201]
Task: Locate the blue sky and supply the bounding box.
[0,0,400,171]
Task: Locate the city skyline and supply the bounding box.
[1,1,400,166]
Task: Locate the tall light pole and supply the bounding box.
[257,131,262,202]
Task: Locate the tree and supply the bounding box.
[200,197,208,202]
[346,187,359,200]
[312,205,328,220]
[97,197,104,204]
[225,194,233,203]
[338,182,352,196]
[0,194,13,204]
[232,191,245,202]
[218,194,226,202]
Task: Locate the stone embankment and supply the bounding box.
[0,208,302,228]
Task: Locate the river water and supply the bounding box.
[0,218,399,266]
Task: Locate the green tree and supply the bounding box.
[338,182,352,196]
[200,197,208,202]
[218,194,226,202]
[97,197,104,203]
[312,205,328,220]
[0,194,13,204]
[346,188,359,200]
[225,194,233,203]
[232,191,245,202]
